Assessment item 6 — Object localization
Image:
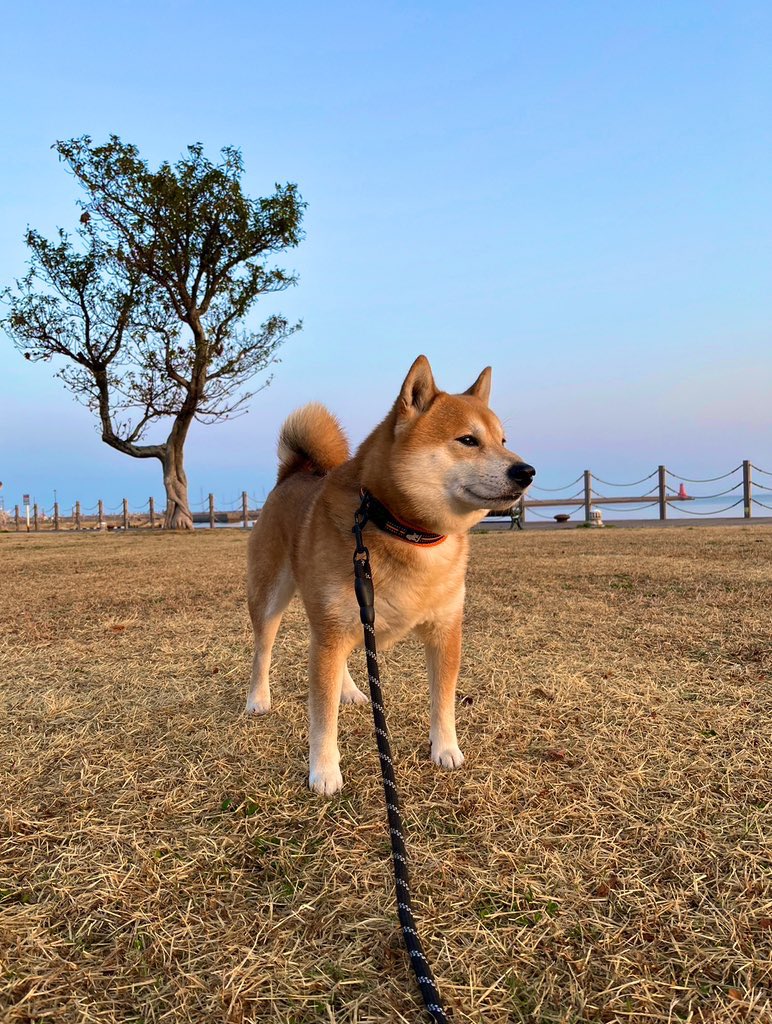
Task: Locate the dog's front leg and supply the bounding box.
[418,615,465,769]
[308,637,347,796]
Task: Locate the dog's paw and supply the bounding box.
[340,686,369,706]
[309,765,344,797]
[431,744,465,769]
[245,696,271,715]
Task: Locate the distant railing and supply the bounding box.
[3,461,771,532]
[3,492,261,532]
[492,460,770,524]
[511,464,765,528]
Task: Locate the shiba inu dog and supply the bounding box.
[246,356,535,795]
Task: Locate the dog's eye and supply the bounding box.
[502,438,507,445]
[456,435,480,447]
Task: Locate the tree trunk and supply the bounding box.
[163,439,194,530]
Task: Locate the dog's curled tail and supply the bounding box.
[277,403,350,484]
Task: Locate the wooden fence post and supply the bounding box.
[98,499,104,530]
[149,497,155,529]
[54,502,60,531]
[658,465,667,520]
[743,460,752,518]
[14,505,20,531]
[209,493,215,529]
[583,470,592,523]
[242,491,249,528]
[33,503,39,531]
[518,494,526,524]
[75,501,81,531]
[122,499,128,530]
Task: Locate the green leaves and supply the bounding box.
[53,136,305,318]
[2,135,305,458]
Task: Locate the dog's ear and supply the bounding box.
[396,355,438,422]
[464,366,492,405]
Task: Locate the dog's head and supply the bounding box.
[384,355,535,534]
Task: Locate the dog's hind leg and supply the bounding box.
[339,663,368,705]
[246,561,295,715]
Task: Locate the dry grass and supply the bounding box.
[1,526,770,1023]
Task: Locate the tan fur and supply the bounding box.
[246,355,533,795]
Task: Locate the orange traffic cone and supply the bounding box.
[677,483,689,499]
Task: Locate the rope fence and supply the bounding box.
[665,466,742,483]
[592,470,658,488]
[530,474,583,493]
[509,459,768,527]
[591,500,660,513]
[5,491,262,533]
[592,484,660,499]
[663,481,744,500]
[221,495,243,510]
[5,460,771,533]
[669,499,744,516]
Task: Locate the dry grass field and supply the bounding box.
[1,526,770,1024]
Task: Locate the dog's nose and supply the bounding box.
[507,462,536,487]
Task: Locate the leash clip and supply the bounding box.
[352,494,370,557]
[352,514,367,556]
[352,499,374,624]
[353,551,374,625]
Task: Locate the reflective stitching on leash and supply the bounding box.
[353,493,448,1024]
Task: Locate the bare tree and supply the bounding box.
[2,136,305,528]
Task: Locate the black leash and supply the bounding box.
[352,497,449,1024]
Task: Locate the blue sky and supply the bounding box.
[1,1,771,514]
